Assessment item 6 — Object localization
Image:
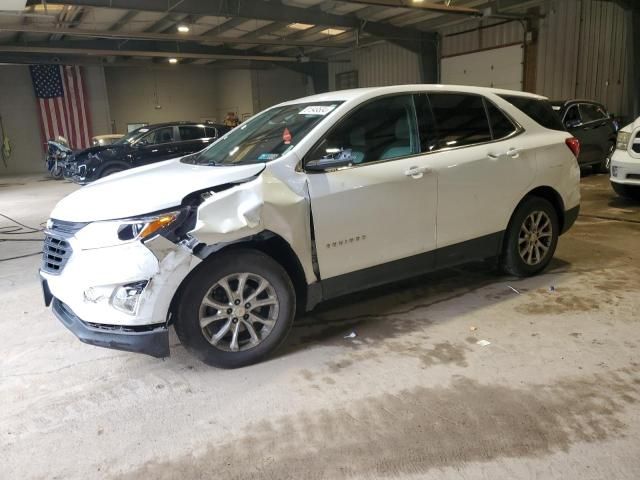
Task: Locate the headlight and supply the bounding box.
[73,210,183,249]
[616,131,631,150]
[117,212,181,242]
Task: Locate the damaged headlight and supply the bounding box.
[74,209,187,249]
[111,280,149,314]
[117,211,181,242]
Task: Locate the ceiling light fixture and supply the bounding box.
[168,58,178,64]
[177,24,190,33]
[320,28,345,36]
[288,23,314,30]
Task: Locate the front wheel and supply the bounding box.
[174,249,296,368]
[500,196,559,277]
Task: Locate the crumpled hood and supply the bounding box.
[51,158,266,222]
[70,144,125,160]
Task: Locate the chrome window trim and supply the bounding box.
[302,91,525,174]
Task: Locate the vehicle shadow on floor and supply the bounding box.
[276,258,572,358]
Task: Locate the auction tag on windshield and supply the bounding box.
[299,105,336,116]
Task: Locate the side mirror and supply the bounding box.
[305,156,353,172]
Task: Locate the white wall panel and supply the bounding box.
[441,44,524,91]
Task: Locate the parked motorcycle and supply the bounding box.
[45,137,73,179]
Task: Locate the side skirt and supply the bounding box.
[307,231,504,308]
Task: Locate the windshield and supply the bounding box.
[183,101,342,166]
[114,127,150,145]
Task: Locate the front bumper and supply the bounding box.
[52,296,169,358]
[40,231,198,356]
[610,150,640,186]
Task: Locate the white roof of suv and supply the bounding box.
[281,84,548,106]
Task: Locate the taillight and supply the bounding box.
[565,137,580,158]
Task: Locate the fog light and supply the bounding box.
[110,280,148,315]
[611,166,618,177]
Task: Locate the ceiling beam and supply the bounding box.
[345,0,483,16]
[29,0,425,39]
[0,25,349,48]
[0,44,302,62]
[0,52,272,69]
[107,10,138,31]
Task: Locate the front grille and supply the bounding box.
[47,219,87,236]
[41,219,86,274]
[627,173,640,180]
[42,236,72,274]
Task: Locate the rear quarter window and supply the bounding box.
[499,95,565,131]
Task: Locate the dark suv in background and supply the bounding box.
[63,121,230,184]
[551,100,618,172]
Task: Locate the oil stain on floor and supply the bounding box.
[113,366,640,480]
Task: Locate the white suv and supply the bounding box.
[610,117,640,200]
[40,85,580,368]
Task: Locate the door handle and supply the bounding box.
[507,148,520,158]
[489,149,520,160]
[404,166,432,178]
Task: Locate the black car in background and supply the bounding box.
[551,100,618,172]
[63,121,230,184]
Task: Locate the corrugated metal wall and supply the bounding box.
[440,19,525,58]
[438,0,632,116]
[536,0,632,116]
[328,42,422,90]
[328,1,632,116]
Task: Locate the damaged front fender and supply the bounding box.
[190,165,316,284]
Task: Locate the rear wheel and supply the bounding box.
[612,182,640,201]
[501,196,559,277]
[174,249,296,368]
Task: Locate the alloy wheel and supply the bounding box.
[199,273,279,352]
[518,211,553,266]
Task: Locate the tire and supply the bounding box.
[51,165,64,179]
[612,182,640,201]
[500,196,559,277]
[97,166,124,179]
[174,249,296,368]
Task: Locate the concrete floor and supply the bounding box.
[1,173,639,480]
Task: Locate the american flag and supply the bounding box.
[29,65,92,150]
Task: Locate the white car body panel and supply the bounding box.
[308,154,437,279]
[42,84,580,337]
[51,158,266,222]
[610,119,640,187]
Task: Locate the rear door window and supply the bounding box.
[499,95,565,131]
[579,103,607,123]
[485,100,517,139]
[179,126,205,141]
[428,93,492,148]
[563,105,581,128]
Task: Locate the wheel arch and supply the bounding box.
[516,185,566,231]
[167,231,309,324]
[96,160,130,178]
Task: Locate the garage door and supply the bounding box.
[441,44,524,91]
